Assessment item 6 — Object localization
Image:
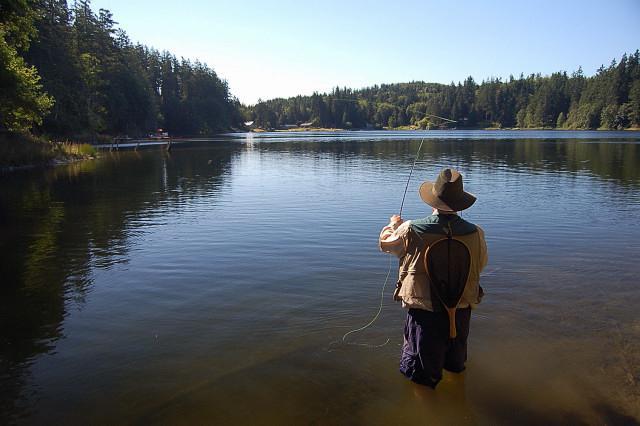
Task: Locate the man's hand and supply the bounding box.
[390,215,403,226]
[393,287,402,302]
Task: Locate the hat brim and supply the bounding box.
[419,181,477,211]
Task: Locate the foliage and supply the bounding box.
[248,52,640,130]
[2,0,241,139]
[0,130,54,166]
[3,0,639,137]
[57,141,96,157]
[0,0,54,131]
[0,132,98,167]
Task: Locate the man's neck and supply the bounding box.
[433,209,458,215]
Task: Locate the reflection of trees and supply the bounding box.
[250,138,640,186]
[1,136,638,420]
[0,142,239,420]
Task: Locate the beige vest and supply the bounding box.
[396,226,487,311]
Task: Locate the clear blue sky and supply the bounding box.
[91,0,640,104]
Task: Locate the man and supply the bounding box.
[379,168,488,388]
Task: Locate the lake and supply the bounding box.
[1,130,639,424]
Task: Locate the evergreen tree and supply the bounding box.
[629,79,640,126]
[0,0,53,131]
[9,0,241,138]
[249,51,640,131]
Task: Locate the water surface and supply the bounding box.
[1,130,639,424]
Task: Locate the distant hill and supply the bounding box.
[246,52,640,131]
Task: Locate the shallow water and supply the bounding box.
[1,130,639,424]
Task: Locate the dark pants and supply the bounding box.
[399,307,471,388]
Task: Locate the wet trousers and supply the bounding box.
[399,307,471,388]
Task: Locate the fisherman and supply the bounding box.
[379,168,488,388]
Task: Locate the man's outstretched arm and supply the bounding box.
[379,215,410,258]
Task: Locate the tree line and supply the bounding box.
[1,0,242,139]
[248,52,640,130]
[2,0,639,138]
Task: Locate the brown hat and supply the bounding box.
[419,168,476,212]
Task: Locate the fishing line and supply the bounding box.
[323,99,457,124]
[328,139,425,351]
[399,139,425,217]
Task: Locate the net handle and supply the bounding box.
[422,234,472,339]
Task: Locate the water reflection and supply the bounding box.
[0,133,639,424]
[0,143,239,421]
[240,136,640,186]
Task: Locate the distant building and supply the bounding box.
[244,121,255,127]
[300,122,314,128]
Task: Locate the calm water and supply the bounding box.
[1,130,639,425]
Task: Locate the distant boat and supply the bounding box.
[149,129,169,139]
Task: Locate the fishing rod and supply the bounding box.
[400,139,425,217]
[331,138,426,350]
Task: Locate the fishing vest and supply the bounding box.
[396,214,487,311]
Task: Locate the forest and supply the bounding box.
[1,0,243,139]
[247,52,640,130]
[1,0,639,144]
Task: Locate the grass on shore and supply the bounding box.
[57,141,97,157]
[1,132,96,169]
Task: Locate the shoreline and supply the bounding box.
[3,127,639,173]
[0,156,95,174]
[0,132,97,174]
[254,126,640,132]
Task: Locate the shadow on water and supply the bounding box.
[129,342,638,425]
[0,142,240,422]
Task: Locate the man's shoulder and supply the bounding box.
[454,217,480,236]
[409,215,440,235]
[473,223,486,239]
[409,214,438,227]
[410,215,478,236]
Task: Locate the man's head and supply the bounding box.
[419,168,476,212]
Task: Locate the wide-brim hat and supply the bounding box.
[419,168,476,212]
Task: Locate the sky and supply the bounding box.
[90,0,640,105]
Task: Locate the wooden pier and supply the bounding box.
[106,137,174,151]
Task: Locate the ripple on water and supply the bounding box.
[1,134,639,423]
